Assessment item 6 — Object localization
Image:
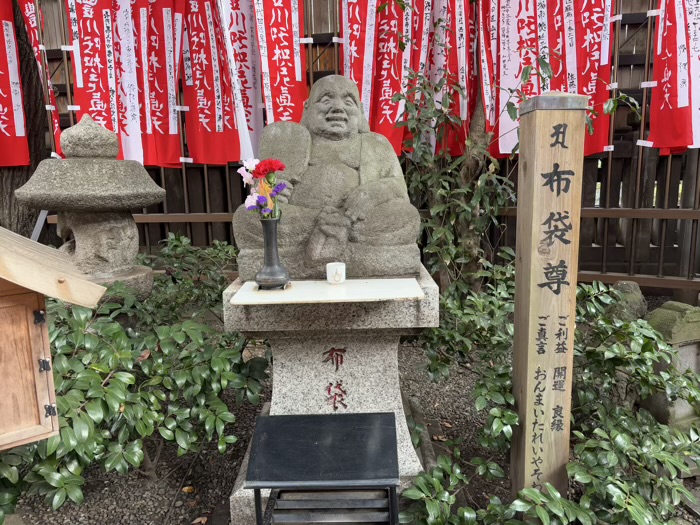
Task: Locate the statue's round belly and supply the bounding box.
[289,163,360,209]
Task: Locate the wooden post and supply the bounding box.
[511,92,587,496]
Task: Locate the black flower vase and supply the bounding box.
[255,217,290,290]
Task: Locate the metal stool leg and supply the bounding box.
[389,486,399,525]
[254,489,263,525]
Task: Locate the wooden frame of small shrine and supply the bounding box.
[0,227,105,451]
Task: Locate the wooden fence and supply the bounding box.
[35,0,700,298]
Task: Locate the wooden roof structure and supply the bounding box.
[0,227,105,307]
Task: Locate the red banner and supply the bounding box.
[340,0,377,121]
[648,0,692,153]
[689,0,700,149]
[443,0,477,155]
[18,0,62,157]
[487,0,613,157]
[410,0,432,79]
[478,0,498,145]
[182,0,240,164]
[139,0,184,167]
[0,0,29,166]
[369,0,405,154]
[114,0,143,162]
[65,0,119,133]
[218,0,263,159]
[254,0,308,123]
[576,0,613,155]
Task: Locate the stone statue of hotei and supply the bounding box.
[233,75,421,280]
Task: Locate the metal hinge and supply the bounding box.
[38,359,51,372]
[44,404,57,418]
[34,310,46,324]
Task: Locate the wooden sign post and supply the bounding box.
[511,92,587,495]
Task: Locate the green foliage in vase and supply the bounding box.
[0,235,262,523]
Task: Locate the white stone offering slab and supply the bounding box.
[230,278,425,305]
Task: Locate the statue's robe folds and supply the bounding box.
[233,122,422,280]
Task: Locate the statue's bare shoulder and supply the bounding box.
[259,122,311,182]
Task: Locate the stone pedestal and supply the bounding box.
[224,266,439,524]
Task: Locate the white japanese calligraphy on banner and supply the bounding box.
[204,1,224,132]
[103,9,118,133]
[115,0,143,162]
[254,0,308,123]
[674,0,689,109]
[456,0,467,120]
[235,0,263,154]
[2,21,24,137]
[163,8,178,134]
[140,8,152,133]
[361,0,377,120]
[66,0,83,87]
[253,0,273,119]
[688,0,700,147]
[395,0,412,120]
[0,0,29,166]
[217,0,254,158]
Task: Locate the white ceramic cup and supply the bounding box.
[326,262,346,284]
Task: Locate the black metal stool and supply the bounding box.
[245,412,400,525]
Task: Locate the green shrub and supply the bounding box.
[401,280,700,525]
[0,235,264,523]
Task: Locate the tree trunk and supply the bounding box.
[0,0,48,236]
[460,87,492,286]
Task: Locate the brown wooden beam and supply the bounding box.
[502,208,700,220]
[47,213,235,224]
[578,271,700,290]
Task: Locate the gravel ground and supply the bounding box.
[398,343,511,508]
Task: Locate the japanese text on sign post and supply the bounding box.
[511,92,587,496]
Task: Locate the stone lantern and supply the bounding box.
[15,115,165,298]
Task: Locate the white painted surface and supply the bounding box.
[230,278,425,305]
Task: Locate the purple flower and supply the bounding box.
[270,182,287,198]
[261,208,273,215]
[257,195,268,206]
[246,206,258,211]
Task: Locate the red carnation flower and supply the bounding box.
[253,159,286,179]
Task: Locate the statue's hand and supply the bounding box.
[275,179,294,204]
[344,180,399,222]
[306,206,350,263]
[317,206,351,239]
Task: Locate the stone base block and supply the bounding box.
[644,302,700,427]
[640,342,700,426]
[268,332,422,478]
[230,404,271,525]
[646,302,700,346]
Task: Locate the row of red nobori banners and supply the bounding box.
[647,0,700,153]
[0,0,62,167]
[0,0,697,168]
[481,0,615,157]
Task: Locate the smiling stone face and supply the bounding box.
[302,76,364,141]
